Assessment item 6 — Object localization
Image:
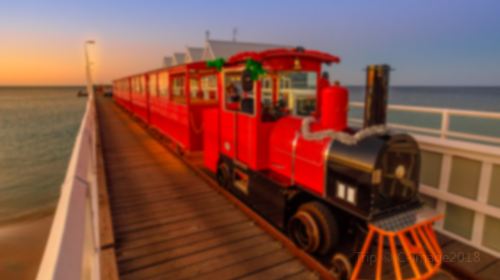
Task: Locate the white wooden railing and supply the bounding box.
[418,136,500,258]
[350,102,500,257]
[350,102,500,146]
[36,92,101,279]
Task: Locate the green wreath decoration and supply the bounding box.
[245,59,266,80]
[206,58,225,72]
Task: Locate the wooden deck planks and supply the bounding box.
[96,97,318,280]
[437,232,500,280]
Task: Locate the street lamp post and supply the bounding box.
[85,40,95,98]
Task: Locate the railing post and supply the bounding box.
[441,110,449,139]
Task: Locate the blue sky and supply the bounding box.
[1,0,499,85]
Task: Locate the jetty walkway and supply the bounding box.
[96,96,321,279]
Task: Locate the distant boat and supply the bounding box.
[96,85,113,97]
[77,89,88,97]
[78,85,113,97]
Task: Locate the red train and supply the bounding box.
[113,47,443,279]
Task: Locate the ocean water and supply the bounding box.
[0,87,85,225]
[349,86,500,112]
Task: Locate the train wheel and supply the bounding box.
[217,162,231,188]
[288,209,320,253]
[288,201,339,255]
[331,253,352,280]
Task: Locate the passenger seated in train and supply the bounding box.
[226,81,254,114]
[226,82,240,111]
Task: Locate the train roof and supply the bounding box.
[112,60,209,82]
[227,48,340,65]
[113,47,340,82]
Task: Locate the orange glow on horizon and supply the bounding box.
[0,35,173,86]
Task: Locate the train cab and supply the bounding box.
[203,48,340,174]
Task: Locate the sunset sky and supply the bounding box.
[1,0,499,86]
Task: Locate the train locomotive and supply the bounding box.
[113,47,443,280]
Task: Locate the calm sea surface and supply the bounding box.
[0,86,499,226]
[349,86,500,111]
[0,87,85,225]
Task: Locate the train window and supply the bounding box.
[149,74,158,97]
[224,72,254,115]
[189,77,201,101]
[135,76,145,95]
[278,72,317,116]
[133,76,145,95]
[141,76,146,95]
[202,75,218,101]
[158,72,169,97]
[133,78,140,93]
[261,75,277,122]
[262,76,273,104]
[172,75,186,103]
[191,75,218,103]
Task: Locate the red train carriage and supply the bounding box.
[112,61,218,151]
[203,48,442,279]
[113,78,132,111]
[150,62,218,151]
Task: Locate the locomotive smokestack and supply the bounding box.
[364,64,391,128]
